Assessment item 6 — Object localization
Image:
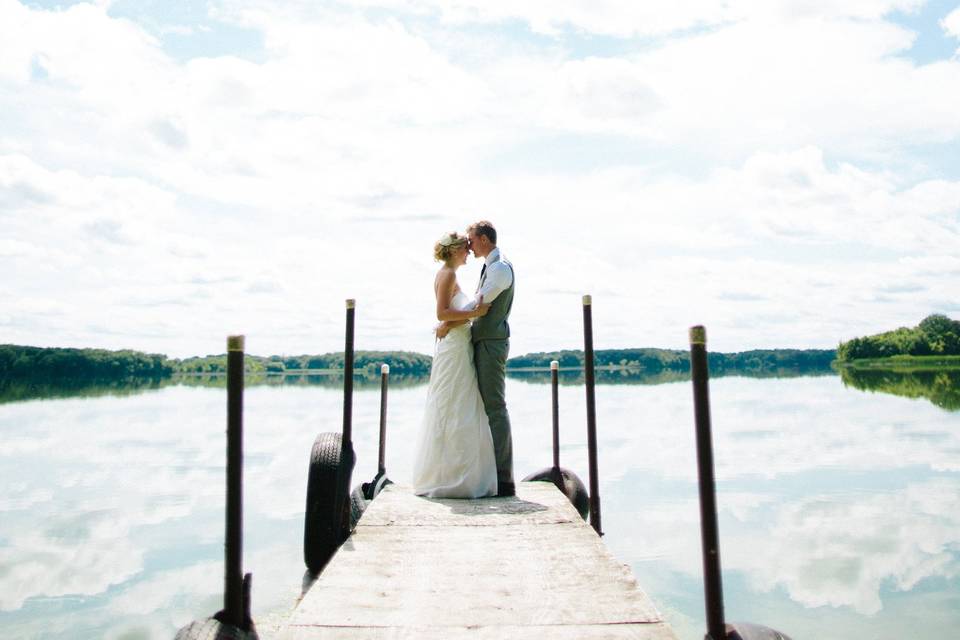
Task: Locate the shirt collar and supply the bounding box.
[485,247,501,267]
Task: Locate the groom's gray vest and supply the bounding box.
[471,255,514,342]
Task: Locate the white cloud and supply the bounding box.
[943,6,960,41]
[632,19,958,159]
[0,1,172,115]
[207,2,960,164]
[3,143,958,356]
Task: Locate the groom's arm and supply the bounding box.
[475,262,512,305]
[436,295,490,339]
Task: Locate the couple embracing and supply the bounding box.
[412,220,516,499]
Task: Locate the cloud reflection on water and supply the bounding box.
[0,376,957,638]
[728,477,960,615]
[595,376,960,639]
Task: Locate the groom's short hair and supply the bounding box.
[468,220,497,246]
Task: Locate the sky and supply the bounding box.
[1,0,959,359]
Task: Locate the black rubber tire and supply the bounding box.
[174,617,259,640]
[361,470,392,501]
[303,432,355,575]
[350,472,394,529]
[350,483,367,530]
[371,472,392,499]
[728,621,794,640]
[522,466,590,520]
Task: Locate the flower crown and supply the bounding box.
[438,233,464,247]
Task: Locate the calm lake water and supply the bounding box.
[1,371,958,639]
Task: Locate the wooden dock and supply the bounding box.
[279,481,678,639]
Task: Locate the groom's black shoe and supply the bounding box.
[496,481,516,497]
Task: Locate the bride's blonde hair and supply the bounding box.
[434,232,468,262]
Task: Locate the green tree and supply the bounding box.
[837,315,960,362]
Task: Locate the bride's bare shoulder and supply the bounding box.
[434,266,456,290]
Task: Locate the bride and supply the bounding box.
[412,232,498,498]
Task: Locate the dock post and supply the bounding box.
[342,299,355,446]
[521,358,589,520]
[335,299,356,538]
[378,363,389,476]
[689,326,725,640]
[173,336,257,639]
[582,295,602,536]
[224,334,245,627]
[551,360,560,475]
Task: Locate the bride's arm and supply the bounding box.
[435,300,488,338]
[435,270,487,322]
[435,318,469,339]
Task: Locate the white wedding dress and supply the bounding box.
[412,290,498,498]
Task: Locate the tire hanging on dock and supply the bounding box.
[303,431,355,575]
[349,470,393,529]
[175,574,257,639]
[175,617,258,640]
[522,467,589,520]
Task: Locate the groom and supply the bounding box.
[466,220,516,497]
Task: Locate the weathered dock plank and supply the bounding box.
[280,482,678,639]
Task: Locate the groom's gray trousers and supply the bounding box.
[474,338,514,485]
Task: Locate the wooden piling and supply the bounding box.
[689,325,726,640]
[173,336,257,639]
[341,299,356,445]
[224,334,245,627]
[582,295,602,536]
[334,299,357,540]
[378,364,389,476]
[551,360,560,472]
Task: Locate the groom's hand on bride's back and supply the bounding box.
[435,322,452,340]
[474,295,490,318]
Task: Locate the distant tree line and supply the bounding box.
[175,351,432,376]
[510,348,685,371]
[1,345,433,382]
[836,315,960,361]
[2,343,839,386]
[508,347,836,374]
[262,351,433,376]
[0,345,172,381]
[174,354,269,375]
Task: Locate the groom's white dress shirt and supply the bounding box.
[476,247,513,304]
